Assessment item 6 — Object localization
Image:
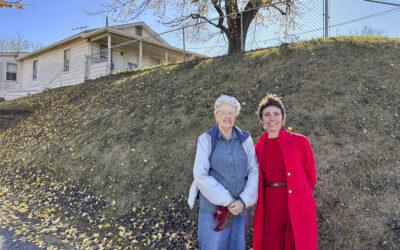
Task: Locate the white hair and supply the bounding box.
[214,95,241,115]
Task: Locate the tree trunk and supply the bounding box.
[226,12,257,54]
[225,0,261,54]
[225,0,242,55]
[227,29,242,54]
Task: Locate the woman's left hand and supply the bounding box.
[228,200,244,215]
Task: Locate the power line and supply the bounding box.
[329,6,400,28]
[364,0,400,7]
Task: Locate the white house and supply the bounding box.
[0,22,201,100]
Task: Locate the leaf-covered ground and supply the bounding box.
[0,36,399,249]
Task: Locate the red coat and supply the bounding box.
[253,128,318,250]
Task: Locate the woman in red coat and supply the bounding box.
[253,94,318,250]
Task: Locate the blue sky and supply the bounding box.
[0,0,163,46]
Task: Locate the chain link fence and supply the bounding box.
[2,0,400,100]
[329,0,400,37]
[179,0,400,56]
[85,0,400,63]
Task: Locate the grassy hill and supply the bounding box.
[0,36,399,249]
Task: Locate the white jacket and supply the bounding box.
[188,126,258,209]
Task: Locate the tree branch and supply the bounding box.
[242,0,290,32]
[89,0,135,15]
[88,0,152,22]
[161,14,192,27]
[270,3,290,15]
[0,0,24,9]
[190,13,228,34]
[211,0,226,31]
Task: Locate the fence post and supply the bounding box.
[182,27,186,62]
[240,11,244,52]
[323,0,329,38]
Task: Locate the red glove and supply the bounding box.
[213,206,232,232]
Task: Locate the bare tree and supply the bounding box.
[0,32,43,52]
[92,0,296,54]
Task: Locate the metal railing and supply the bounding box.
[0,70,63,100]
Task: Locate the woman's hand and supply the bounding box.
[228,200,244,215]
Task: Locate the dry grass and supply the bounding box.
[0,36,399,248]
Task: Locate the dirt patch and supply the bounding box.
[0,109,33,131]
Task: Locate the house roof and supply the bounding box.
[0,52,28,57]
[16,21,178,61]
[16,33,84,60]
[109,21,169,45]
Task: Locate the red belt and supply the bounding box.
[266,181,287,188]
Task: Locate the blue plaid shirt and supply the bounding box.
[199,128,248,214]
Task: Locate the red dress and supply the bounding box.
[262,137,295,250]
[253,129,318,250]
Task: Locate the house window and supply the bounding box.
[32,60,38,80]
[63,49,70,72]
[6,63,17,81]
[135,26,142,36]
[100,44,108,62]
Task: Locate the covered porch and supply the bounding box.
[85,30,196,80]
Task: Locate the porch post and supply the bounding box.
[138,40,143,69]
[85,42,91,80]
[107,34,112,74]
[164,51,169,64]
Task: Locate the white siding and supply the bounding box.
[125,47,138,69]
[112,46,125,72]
[167,52,185,64]
[19,39,88,88]
[88,62,108,80]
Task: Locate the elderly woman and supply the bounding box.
[253,94,318,250]
[188,95,258,250]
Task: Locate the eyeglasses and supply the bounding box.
[217,111,236,117]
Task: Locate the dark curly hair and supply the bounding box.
[257,94,286,121]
